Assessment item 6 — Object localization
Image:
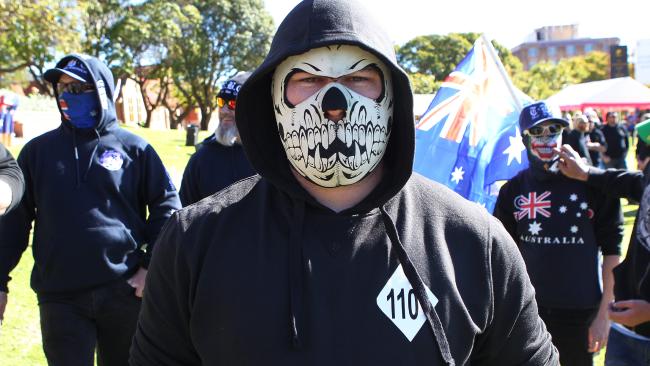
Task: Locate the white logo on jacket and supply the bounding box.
[99,149,123,171]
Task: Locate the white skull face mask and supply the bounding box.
[272,45,393,188]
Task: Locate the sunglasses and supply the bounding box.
[217,97,236,110]
[57,82,95,95]
[526,123,564,137]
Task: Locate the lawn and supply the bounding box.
[0,126,639,365]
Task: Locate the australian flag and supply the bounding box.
[414,35,532,212]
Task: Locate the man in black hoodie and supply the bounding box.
[556,140,650,365]
[0,55,180,366]
[131,1,558,365]
[494,101,623,366]
[179,72,256,206]
[0,142,23,216]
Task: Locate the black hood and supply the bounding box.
[45,54,118,133]
[236,0,414,212]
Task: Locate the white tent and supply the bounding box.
[547,77,650,111]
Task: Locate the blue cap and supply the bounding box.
[217,79,242,100]
[44,58,90,83]
[519,101,569,131]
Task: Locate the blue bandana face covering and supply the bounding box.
[59,91,100,129]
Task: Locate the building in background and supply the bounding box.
[512,25,619,71]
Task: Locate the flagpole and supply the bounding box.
[481,34,524,111]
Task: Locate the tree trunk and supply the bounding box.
[200,107,212,131]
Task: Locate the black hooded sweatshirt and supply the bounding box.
[0,54,181,294]
[131,1,558,365]
[0,142,24,214]
[581,166,650,337]
[179,134,255,206]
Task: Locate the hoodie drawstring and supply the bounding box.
[288,198,306,349]
[71,128,101,188]
[379,206,455,366]
[72,131,81,188]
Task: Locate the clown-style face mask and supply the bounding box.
[524,122,564,173]
[272,45,393,188]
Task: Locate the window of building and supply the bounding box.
[528,60,536,69]
[548,46,557,57]
[584,43,593,53]
[566,45,576,56]
[528,47,538,57]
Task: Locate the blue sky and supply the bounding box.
[265,0,648,56]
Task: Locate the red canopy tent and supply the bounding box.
[547,77,650,111]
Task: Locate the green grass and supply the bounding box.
[0,127,639,365]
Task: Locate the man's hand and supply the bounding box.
[0,291,7,326]
[554,145,590,181]
[608,300,650,327]
[127,267,148,298]
[588,311,609,353]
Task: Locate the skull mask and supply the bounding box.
[272,45,394,188]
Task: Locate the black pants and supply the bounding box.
[538,307,598,366]
[38,279,141,366]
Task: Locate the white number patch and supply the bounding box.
[376,264,438,341]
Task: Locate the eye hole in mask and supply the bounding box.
[525,123,563,137]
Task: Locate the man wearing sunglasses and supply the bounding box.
[494,101,623,366]
[179,72,255,206]
[0,54,180,366]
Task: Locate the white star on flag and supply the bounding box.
[569,194,578,201]
[580,202,588,210]
[559,206,567,214]
[570,225,578,233]
[528,221,542,235]
[502,127,526,166]
[576,212,582,218]
[450,166,465,184]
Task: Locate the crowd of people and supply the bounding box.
[0,0,649,365]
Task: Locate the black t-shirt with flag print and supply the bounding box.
[494,168,623,309]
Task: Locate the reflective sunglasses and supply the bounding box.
[57,82,95,95]
[525,123,564,137]
[217,97,236,110]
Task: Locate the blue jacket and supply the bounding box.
[179,134,255,207]
[0,54,181,294]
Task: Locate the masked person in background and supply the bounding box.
[179,72,256,206]
[130,1,558,365]
[0,54,180,366]
[494,101,623,366]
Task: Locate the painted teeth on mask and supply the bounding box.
[321,125,328,150]
[308,129,315,150]
[300,130,308,166]
[345,124,352,148]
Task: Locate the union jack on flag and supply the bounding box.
[514,191,552,220]
[413,35,532,212]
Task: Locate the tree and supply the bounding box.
[0,0,80,95]
[169,0,274,130]
[106,0,189,128]
[396,33,523,94]
[408,73,440,94]
[516,51,610,100]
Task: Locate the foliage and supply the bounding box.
[169,0,274,129]
[408,73,440,94]
[0,0,80,95]
[396,33,523,95]
[516,51,610,100]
